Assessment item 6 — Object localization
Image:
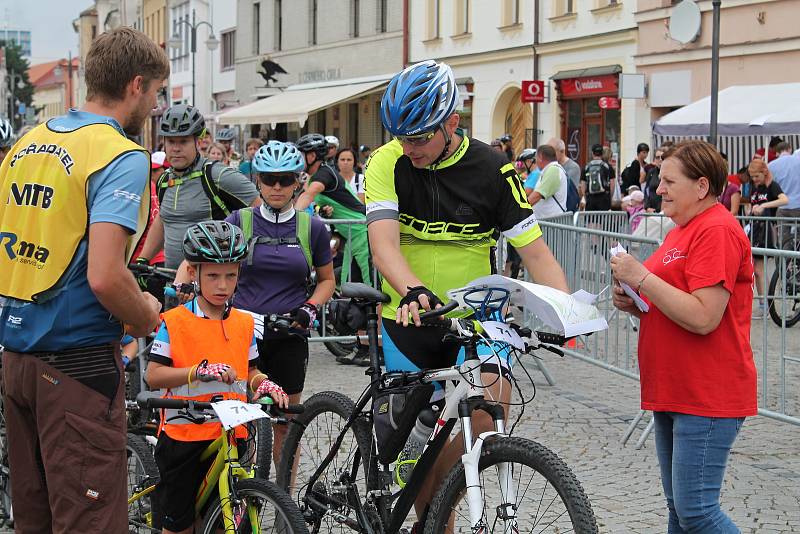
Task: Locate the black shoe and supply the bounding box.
[352,345,371,367]
[336,354,356,365]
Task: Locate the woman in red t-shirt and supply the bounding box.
[610,140,756,533]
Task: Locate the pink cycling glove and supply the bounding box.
[255,377,287,399]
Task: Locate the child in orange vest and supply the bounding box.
[145,220,287,534]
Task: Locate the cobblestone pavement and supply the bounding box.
[303,341,800,533]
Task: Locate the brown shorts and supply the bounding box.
[2,347,127,534]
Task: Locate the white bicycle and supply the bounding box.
[276,283,599,533]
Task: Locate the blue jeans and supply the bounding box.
[654,412,745,533]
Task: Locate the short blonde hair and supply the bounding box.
[245,138,264,151]
[85,27,170,102]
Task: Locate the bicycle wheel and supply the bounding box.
[127,434,160,533]
[769,260,800,327]
[242,417,274,481]
[0,388,12,528]
[276,391,377,532]
[425,436,598,534]
[200,478,308,534]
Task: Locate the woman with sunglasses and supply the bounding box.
[225,141,336,461]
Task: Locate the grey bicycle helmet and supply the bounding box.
[324,135,339,148]
[159,104,206,137]
[216,128,236,142]
[0,118,14,148]
[296,133,328,158]
[516,148,536,162]
[183,221,248,264]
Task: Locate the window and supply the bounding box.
[502,0,521,25]
[311,0,318,45]
[455,0,470,34]
[221,30,235,70]
[554,0,575,16]
[252,2,260,55]
[378,0,387,33]
[426,0,441,40]
[275,0,282,50]
[352,0,360,37]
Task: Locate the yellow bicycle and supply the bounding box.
[127,394,308,534]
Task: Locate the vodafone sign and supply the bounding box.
[521,80,545,103]
[558,74,618,98]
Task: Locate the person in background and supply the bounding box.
[239,138,265,183]
[622,143,650,193]
[548,137,582,189]
[528,144,568,219]
[719,172,742,217]
[207,142,229,165]
[517,148,539,193]
[755,136,783,163]
[490,138,505,156]
[0,118,14,163]
[643,146,665,212]
[337,147,365,203]
[197,131,211,157]
[736,166,752,213]
[622,190,645,232]
[215,127,240,167]
[611,140,756,534]
[500,134,514,162]
[580,143,614,212]
[324,135,339,165]
[131,151,168,301]
[358,145,372,173]
[768,141,800,248]
[748,158,788,318]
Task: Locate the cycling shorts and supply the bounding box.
[381,320,514,403]
[256,334,309,395]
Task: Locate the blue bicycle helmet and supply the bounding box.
[381,60,459,136]
[252,141,305,174]
[183,221,248,264]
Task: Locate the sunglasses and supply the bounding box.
[395,130,437,147]
[259,173,298,187]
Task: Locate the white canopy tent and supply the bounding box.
[652,83,800,171]
[216,76,391,128]
[653,83,800,137]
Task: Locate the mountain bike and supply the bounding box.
[128,393,308,533]
[276,282,599,533]
[768,223,800,327]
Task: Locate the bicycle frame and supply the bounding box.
[128,425,258,532]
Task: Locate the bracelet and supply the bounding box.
[250,373,268,392]
[187,364,197,387]
[637,272,652,293]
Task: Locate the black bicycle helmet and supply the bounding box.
[295,133,328,158]
[0,118,14,148]
[215,128,235,142]
[159,104,206,137]
[183,221,248,264]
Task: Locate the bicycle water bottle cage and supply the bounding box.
[461,287,510,322]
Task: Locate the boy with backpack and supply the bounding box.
[581,144,615,211]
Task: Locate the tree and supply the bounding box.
[1,41,34,129]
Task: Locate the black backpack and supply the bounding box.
[156,161,248,220]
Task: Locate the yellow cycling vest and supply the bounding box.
[0,122,150,302]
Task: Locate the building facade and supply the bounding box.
[167,0,215,115]
[0,29,32,57]
[29,58,80,124]
[143,0,169,149]
[210,0,237,123]
[229,0,403,148]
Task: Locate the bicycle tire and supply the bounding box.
[768,263,800,327]
[276,391,378,530]
[243,417,274,481]
[200,478,309,534]
[127,434,161,533]
[0,379,12,529]
[424,436,598,534]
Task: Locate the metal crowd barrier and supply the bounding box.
[529,215,800,449]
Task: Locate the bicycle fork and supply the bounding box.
[459,401,519,534]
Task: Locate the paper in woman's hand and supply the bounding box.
[609,244,649,313]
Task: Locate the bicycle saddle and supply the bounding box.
[341,283,390,303]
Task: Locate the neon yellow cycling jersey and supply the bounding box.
[365,134,542,319]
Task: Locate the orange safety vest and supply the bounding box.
[159,304,254,442]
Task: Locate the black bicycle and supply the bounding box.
[276,283,598,533]
[768,225,800,327]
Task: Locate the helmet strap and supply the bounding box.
[431,123,453,167]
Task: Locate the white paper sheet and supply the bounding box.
[609,244,650,313]
[480,321,526,350]
[211,400,268,430]
[447,275,608,337]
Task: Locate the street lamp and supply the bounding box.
[168,9,218,106]
[8,73,24,126]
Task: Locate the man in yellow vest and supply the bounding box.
[0,28,169,533]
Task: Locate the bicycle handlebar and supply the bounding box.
[128,263,177,281]
[136,394,304,414]
[418,300,460,322]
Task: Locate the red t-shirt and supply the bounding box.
[132,181,166,265]
[639,203,757,417]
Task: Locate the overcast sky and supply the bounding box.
[2,0,81,65]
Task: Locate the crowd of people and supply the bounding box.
[0,25,777,534]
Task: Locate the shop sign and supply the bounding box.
[559,75,618,98]
[521,80,545,103]
[598,97,620,109]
